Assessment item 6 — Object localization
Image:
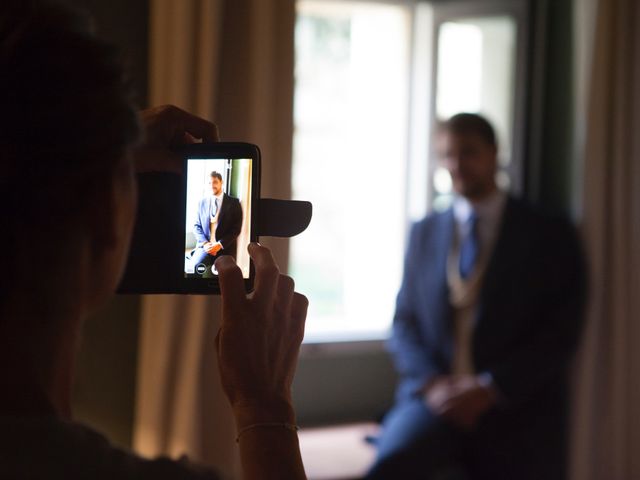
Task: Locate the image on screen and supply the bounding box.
[184,158,253,279]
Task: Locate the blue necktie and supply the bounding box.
[211,197,219,217]
[459,213,479,279]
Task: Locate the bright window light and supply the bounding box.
[436,17,517,165]
[291,1,411,343]
[437,23,483,118]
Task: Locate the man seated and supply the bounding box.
[367,113,586,480]
[189,170,243,274]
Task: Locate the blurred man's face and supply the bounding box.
[437,131,497,201]
[209,177,222,196]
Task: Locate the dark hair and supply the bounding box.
[210,171,223,182]
[438,113,497,148]
[0,1,140,301]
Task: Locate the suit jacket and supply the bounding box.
[389,196,586,410]
[193,193,243,258]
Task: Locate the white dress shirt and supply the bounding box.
[452,189,506,251]
[210,192,224,245]
[448,189,507,374]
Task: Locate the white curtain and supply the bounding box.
[132,1,295,478]
[570,0,640,478]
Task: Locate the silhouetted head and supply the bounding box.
[436,113,498,201]
[0,0,140,321]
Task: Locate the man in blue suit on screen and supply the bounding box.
[367,113,586,480]
[189,170,243,275]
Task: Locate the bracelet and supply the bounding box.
[235,422,300,443]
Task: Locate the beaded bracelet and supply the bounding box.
[235,422,300,443]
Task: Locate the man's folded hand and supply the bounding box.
[423,374,498,430]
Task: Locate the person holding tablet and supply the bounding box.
[0,1,307,479]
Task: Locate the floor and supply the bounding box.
[299,422,380,480]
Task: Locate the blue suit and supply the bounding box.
[368,197,586,480]
[189,193,243,271]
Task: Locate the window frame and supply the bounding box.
[429,0,532,198]
[293,0,535,353]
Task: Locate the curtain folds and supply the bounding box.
[570,0,640,478]
[132,1,295,477]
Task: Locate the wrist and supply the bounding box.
[231,397,296,430]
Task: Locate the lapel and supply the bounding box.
[217,193,228,223]
[477,196,520,313]
[434,209,455,289]
[422,209,455,361]
[417,209,454,304]
[202,196,213,236]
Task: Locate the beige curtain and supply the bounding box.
[570,0,640,478]
[132,1,295,478]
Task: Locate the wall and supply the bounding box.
[293,345,397,426]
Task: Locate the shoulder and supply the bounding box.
[410,208,452,240]
[224,193,240,204]
[0,417,221,480]
[401,209,452,257]
[501,196,583,264]
[224,194,242,209]
[503,195,577,236]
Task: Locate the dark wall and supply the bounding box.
[293,347,397,426]
[60,0,150,448]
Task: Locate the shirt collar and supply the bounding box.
[453,189,506,225]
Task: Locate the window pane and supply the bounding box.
[434,16,517,206]
[292,1,410,342]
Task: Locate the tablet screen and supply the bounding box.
[184,158,253,279]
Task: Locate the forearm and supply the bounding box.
[219,223,242,249]
[233,402,306,480]
[194,225,208,244]
[388,319,438,384]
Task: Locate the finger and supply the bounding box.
[174,108,220,143]
[279,292,308,378]
[437,396,464,416]
[215,255,245,308]
[248,243,280,308]
[290,293,308,342]
[291,293,309,321]
[434,402,454,417]
[184,131,203,144]
[275,274,295,317]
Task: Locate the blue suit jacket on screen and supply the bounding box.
[193,193,243,256]
[388,196,586,408]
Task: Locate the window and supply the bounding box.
[431,14,518,209]
[291,1,412,343]
[291,0,527,344]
